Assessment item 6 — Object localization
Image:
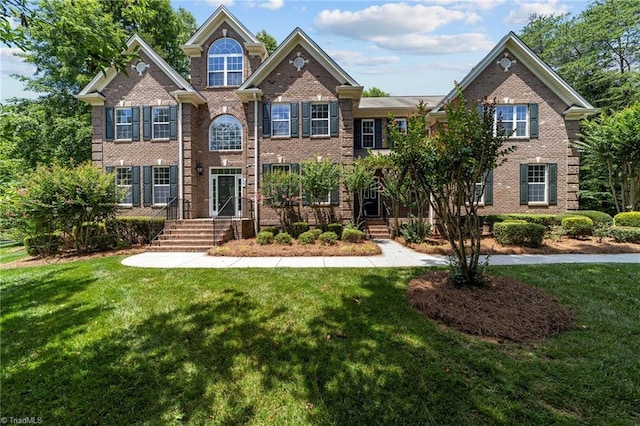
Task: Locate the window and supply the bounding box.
[210,115,242,151]
[116,167,133,205]
[153,166,170,205]
[496,105,528,137]
[395,118,408,134]
[361,119,374,148]
[271,164,291,173]
[527,164,547,203]
[208,38,243,87]
[311,103,329,136]
[152,107,170,139]
[115,108,133,140]
[271,104,291,137]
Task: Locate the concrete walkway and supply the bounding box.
[121,239,640,268]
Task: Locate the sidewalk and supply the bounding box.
[121,239,640,268]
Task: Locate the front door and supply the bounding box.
[363,177,380,217]
[210,171,241,217]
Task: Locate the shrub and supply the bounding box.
[298,231,316,245]
[289,222,309,238]
[502,219,527,224]
[575,210,613,227]
[561,216,594,238]
[326,223,343,239]
[609,226,640,243]
[342,228,364,243]
[310,228,323,239]
[318,231,338,245]
[256,231,274,245]
[24,234,63,256]
[400,217,432,244]
[274,232,292,245]
[614,212,640,228]
[487,214,560,229]
[261,226,279,236]
[493,222,545,248]
[107,217,165,245]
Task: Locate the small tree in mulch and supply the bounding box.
[300,159,341,228]
[260,169,301,231]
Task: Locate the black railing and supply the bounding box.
[148,197,179,243]
[212,197,255,246]
[382,199,392,230]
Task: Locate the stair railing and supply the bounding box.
[211,197,254,246]
[148,197,179,243]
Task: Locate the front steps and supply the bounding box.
[147,219,233,252]
[366,218,392,239]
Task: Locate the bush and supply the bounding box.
[493,222,545,248]
[400,217,432,244]
[274,232,292,245]
[289,222,310,238]
[107,217,165,245]
[326,223,343,239]
[614,212,640,228]
[609,226,640,243]
[256,231,274,245]
[24,234,63,256]
[575,210,613,227]
[318,231,338,245]
[310,228,323,239]
[298,231,317,245]
[342,228,364,243]
[487,214,560,229]
[561,216,594,238]
[261,226,279,236]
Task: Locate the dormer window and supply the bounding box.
[208,38,243,87]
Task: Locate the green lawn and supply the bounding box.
[1,256,639,425]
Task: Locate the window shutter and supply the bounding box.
[262,163,271,176]
[354,119,362,147]
[375,119,383,148]
[143,106,151,140]
[143,166,152,207]
[132,166,140,207]
[291,163,300,174]
[262,102,271,137]
[548,163,557,205]
[484,169,493,205]
[529,103,538,139]
[330,101,339,137]
[302,102,310,137]
[105,166,114,174]
[169,105,177,140]
[131,106,140,141]
[105,107,114,141]
[520,164,529,205]
[169,164,178,200]
[290,102,299,137]
[331,184,339,205]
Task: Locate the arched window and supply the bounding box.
[210,115,242,151]
[208,38,243,87]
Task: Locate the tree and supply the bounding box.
[390,94,514,286]
[341,157,376,227]
[260,169,301,230]
[256,30,277,55]
[363,87,390,97]
[299,159,341,227]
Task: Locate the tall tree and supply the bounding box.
[363,87,390,97]
[256,30,277,55]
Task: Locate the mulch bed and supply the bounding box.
[407,270,575,343]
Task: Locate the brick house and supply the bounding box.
[77,6,595,245]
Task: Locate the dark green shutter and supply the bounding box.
[354,119,362,147]
[330,101,339,137]
[529,103,538,139]
[143,166,152,207]
[262,102,271,137]
[105,107,114,141]
[302,102,310,137]
[375,119,383,148]
[169,105,177,140]
[520,164,529,205]
[548,163,557,205]
[262,163,271,176]
[105,166,114,174]
[484,169,493,205]
[143,106,151,140]
[331,184,339,205]
[169,165,178,200]
[131,106,140,141]
[290,102,299,137]
[291,163,300,174]
[131,166,140,207]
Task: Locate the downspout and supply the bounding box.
[253,92,259,236]
[178,101,184,220]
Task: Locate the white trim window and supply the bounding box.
[152,106,170,139]
[271,164,291,173]
[115,108,133,140]
[496,105,528,137]
[208,38,243,87]
[210,115,242,151]
[271,104,291,137]
[396,118,408,134]
[153,166,170,205]
[527,164,547,203]
[361,119,374,148]
[116,167,133,205]
[311,103,329,136]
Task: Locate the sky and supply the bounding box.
[0,0,591,101]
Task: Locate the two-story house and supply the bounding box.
[76,6,595,249]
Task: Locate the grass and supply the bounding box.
[0,241,28,264]
[1,255,639,425]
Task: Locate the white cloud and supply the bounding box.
[373,33,494,55]
[258,0,284,10]
[0,47,23,58]
[327,50,400,67]
[503,0,569,25]
[415,0,506,11]
[206,0,235,6]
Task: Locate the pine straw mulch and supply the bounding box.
[209,239,382,257]
[407,270,575,343]
[0,246,145,269]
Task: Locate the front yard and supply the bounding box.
[1,253,639,424]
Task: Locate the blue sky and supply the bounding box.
[0,0,590,101]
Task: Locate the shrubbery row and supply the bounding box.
[259,222,364,245]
